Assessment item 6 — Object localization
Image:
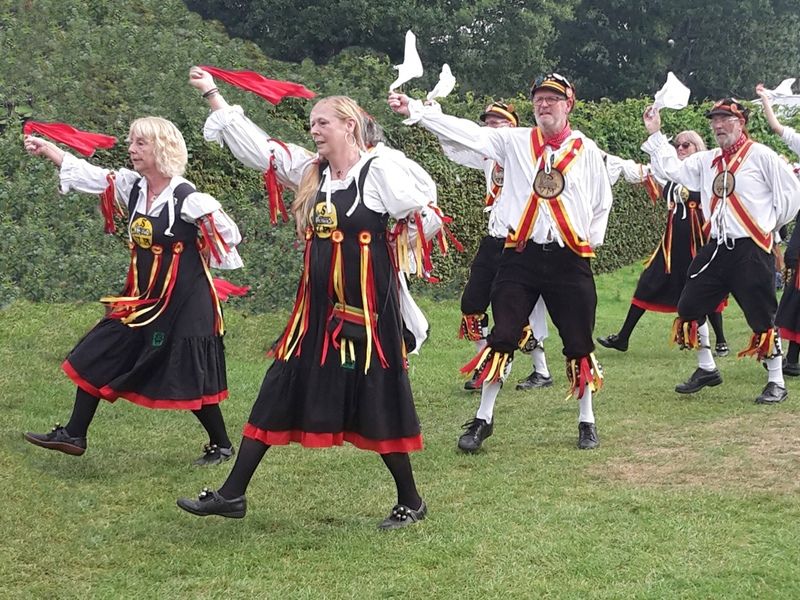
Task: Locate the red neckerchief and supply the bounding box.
[712,133,748,169]
[543,123,572,149]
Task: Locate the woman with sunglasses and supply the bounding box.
[597,131,728,355]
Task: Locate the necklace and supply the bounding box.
[331,155,360,179]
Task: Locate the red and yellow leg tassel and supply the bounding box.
[459,313,487,342]
[565,354,604,400]
[460,346,513,387]
[738,328,780,361]
[670,318,700,350]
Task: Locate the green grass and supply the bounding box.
[3,264,799,599]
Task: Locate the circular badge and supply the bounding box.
[130,217,153,249]
[679,186,690,202]
[712,171,735,197]
[491,165,505,187]
[533,168,565,199]
[312,202,338,239]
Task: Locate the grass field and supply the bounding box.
[2,264,799,599]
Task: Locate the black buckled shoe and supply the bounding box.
[457,417,493,453]
[714,342,730,357]
[193,443,235,466]
[515,370,554,390]
[378,500,427,530]
[596,334,628,352]
[755,382,788,405]
[577,422,599,450]
[23,424,86,456]
[177,487,247,518]
[463,370,482,392]
[675,368,722,394]
[783,362,800,377]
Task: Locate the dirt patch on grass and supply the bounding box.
[592,413,800,492]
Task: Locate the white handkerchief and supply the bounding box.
[653,72,691,110]
[757,78,800,107]
[427,64,456,100]
[389,30,424,92]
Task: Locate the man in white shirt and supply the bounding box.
[390,74,612,450]
[642,98,800,404]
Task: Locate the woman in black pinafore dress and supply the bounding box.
[22,117,242,466]
[180,70,439,529]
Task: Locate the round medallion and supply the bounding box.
[312,202,338,239]
[679,186,690,202]
[491,165,505,187]
[130,217,154,249]
[532,168,565,199]
[712,171,735,197]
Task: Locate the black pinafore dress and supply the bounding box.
[632,183,707,313]
[62,181,228,409]
[243,159,422,453]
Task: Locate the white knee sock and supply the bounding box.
[578,388,594,424]
[532,345,550,377]
[697,322,717,371]
[474,339,488,353]
[476,381,502,423]
[765,356,785,387]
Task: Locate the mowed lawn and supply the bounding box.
[2,264,799,599]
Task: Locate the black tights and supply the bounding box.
[616,305,726,345]
[192,404,232,449]
[787,341,800,364]
[63,387,231,448]
[218,438,422,509]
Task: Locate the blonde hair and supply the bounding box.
[675,130,707,152]
[293,96,367,230]
[127,117,188,177]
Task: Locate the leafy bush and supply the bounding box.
[2,0,799,312]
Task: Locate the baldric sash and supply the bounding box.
[504,128,589,256]
[707,140,772,252]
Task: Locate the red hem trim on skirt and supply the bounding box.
[779,328,800,343]
[243,423,424,454]
[62,360,227,410]
[631,298,677,313]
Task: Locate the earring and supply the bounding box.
[345,132,357,148]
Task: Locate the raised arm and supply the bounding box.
[756,84,785,136]
[388,93,508,164]
[189,66,314,188]
[640,105,704,191]
[23,135,65,167]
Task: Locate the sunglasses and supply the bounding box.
[674,141,694,149]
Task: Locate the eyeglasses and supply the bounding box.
[674,142,694,149]
[533,96,566,106]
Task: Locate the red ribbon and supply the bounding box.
[201,65,315,105]
[23,120,116,157]
[212,278,250,302]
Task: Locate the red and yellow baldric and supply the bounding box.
[707,140,773,252]
[504,128,590,256]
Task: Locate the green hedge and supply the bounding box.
[2,1,799,311]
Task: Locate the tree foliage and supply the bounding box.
[558,0,800,101]
[185,0,577,97]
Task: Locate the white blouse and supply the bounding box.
[203,105,440,239]
[59,153,243,269]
